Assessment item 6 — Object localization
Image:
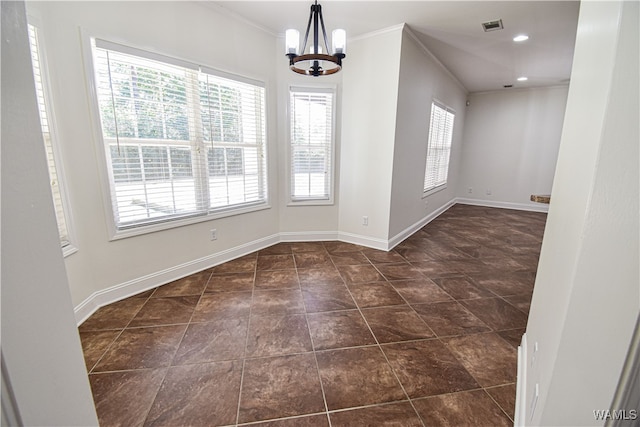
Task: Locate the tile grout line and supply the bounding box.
[141,271,213,425]
[383,269,441,340]
[339,255,428,427]
[299,244,333,427]
[233,253,258,426]
[85,329,125,374]
[85,290,155,374]
[377,236,521,425]
[483,387,516,423]
[235,411,328,426]
[82,207,544,426]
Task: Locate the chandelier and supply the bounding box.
[285,1,346,76]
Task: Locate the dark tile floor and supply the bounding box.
[79,204,546,426]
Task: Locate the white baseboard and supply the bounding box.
[74,228,398,325]
[75,198,546,325]
[74,233,280,325]
[515,332,528,426]
[388,199,457,250]
[279,230,390,251]
[279,231,339,242]
[73,229,406,325]
[456,197,550,213]
[337,231,389,251]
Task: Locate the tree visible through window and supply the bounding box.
[92,39,267,230]
[424,101,455,193]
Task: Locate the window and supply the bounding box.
[289,86,335,203]
[28,23,75,254]
[91,39,267,233]
[424,101,455,194]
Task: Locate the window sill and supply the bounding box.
[287,198,334,207]
[62,244,78,258]
[109,202,271,241]
[422,184,447,198]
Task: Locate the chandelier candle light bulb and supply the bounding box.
[285,0,346,76]
[332,29,346,54]
[285,29,300,55]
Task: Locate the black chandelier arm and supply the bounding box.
[317,5,331,55]
[300,4,314,55]
[313,3,319,54]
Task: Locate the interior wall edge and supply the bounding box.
[335,231,389,251]
[401,24,467,93]
[387,198,457,250]
[515,332,529,426]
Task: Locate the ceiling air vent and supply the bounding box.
[482,19,503,32]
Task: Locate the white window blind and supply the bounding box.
[28,24,71,249]
[424,101,455,193]
[289,87,334,201]
[92,40,267,230]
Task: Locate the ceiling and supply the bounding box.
[209,1,580,93]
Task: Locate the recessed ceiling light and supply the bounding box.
[517,76,528,81]
[513,34,529,42]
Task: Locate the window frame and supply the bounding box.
[423,99,455,197]
[287,84,337,206]
[82,33,270,240]
[28,19,78,256]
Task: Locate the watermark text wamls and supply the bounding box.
[593,409,638,421]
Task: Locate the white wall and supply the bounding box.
[275,35,342,237]
[27,1,281,309]
[27,1,573,327]
[1,1,99,424]
[338,26,403,245]
[388,27,467,240]
[521,1,639,425]
[457,86,568,211]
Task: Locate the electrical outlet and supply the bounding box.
[486,189,492,195]
[468,187,473,194]
[362,216,369,226]
[210,229,217,241]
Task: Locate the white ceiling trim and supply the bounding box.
[199,1,278,37]
[471,83,570,97]
[403,24,467,93]
[348,22,405,42]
